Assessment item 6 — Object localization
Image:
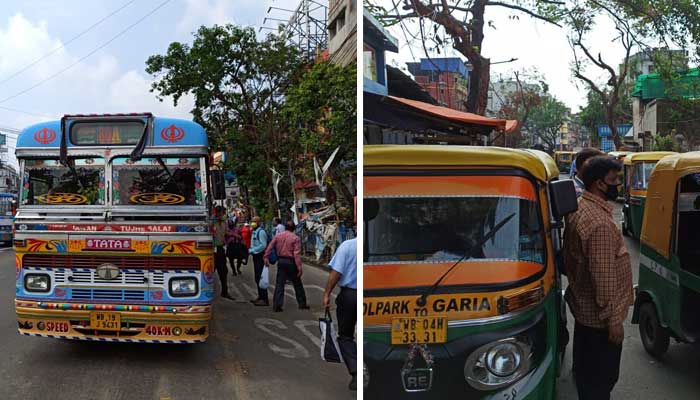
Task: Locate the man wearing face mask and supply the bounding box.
[563,156,633,400]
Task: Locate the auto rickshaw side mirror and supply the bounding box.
[549,180,578,221]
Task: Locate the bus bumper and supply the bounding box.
[16,300,211,343]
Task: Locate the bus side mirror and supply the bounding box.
[550,180,577,221]
[211,170,226,200]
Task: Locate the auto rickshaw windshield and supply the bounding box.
[631,162,657,190]
[364,196,545,265]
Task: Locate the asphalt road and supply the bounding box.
[556,200,700,399]
[0,249,354,400]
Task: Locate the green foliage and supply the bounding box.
[652,134,679,151]
[526,95,570,151]
[146,25,306,215]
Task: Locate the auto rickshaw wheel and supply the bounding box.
[639,302,670,358]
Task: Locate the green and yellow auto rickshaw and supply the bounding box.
[554,151,576,175]
[622,152,676,238]
[632,152,700,358]
[363,145,577,398]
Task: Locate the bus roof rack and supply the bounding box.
[63,112,153,118]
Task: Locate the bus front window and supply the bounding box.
[112,157,203,206]
[22,158,104,206]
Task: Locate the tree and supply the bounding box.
[283,61,357,209]
[145,25,305,216]
[567,0,700,148]
[368,0,566,115]
[578,85,632,147]
[525,95,569,151]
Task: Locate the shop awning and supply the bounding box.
[385,96,518,133]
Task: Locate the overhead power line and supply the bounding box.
[0,0,137,87]
[0,105,54,118]
[0,0,173,105]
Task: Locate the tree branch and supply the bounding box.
[485,1,562,27]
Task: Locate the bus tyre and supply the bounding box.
[639,302,670,358]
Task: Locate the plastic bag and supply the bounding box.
[318,308,343,363]
[259,266,269,289]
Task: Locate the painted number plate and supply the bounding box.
[90,312,121,331]
[391,316,447,345]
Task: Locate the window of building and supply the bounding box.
[363,43,377,81]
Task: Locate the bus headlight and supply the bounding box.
[169,278,199,297]
[25,274,50,293]
[464,338,531,390]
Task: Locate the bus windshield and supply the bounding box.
[364,196,544,265]
[22,158,104,206]
[111,157,203,206]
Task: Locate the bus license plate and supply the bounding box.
[90,312,121,331]
[391,316,447,345]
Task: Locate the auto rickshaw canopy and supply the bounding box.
[642,151,700,258]
[608,151,631,159]
[623,151,676,166]
[364,145,559,182]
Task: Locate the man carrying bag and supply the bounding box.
[263,221,309,312]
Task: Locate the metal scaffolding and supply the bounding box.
[261,0,328,60]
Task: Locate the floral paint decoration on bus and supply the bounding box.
[26,239,67,253]
[151,240,196,255]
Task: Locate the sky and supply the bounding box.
[377,1,694,114]
[0,0,299,168]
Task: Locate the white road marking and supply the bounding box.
[293,320,323,350]
[254,318,310,359]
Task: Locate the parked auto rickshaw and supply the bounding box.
[363,145,577,398]
[608,151,631,199]
[622,151,676,238]
[554,151,576,174]
[632,152,700,358]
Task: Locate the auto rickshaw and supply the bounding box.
[622,151,676,238]
[554,151,576,175]
[363,145,577,398]
[608,151,631,199]
[632,152,700,358]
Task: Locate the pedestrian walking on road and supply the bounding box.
[212,206,234,300]
[273,217,285,235]
[241,223,252,249]
[323,237,357,391]
[249,216,269,306]
[563,156,633,400]
[225,221,247,275]
[264,221,309,312]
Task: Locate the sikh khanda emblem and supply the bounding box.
[160,124,185,143]
[34,128,57,144]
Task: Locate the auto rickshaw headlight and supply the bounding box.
[464,338,531,391]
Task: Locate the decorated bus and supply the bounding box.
[14,113,225,343]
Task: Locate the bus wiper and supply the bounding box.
[129,122,149,162]
[155,157,185,197]
[415,212,516,307]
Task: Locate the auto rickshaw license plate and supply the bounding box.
[90,311,120,330]
[391,316,447,344]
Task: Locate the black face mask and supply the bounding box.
[603,182,619,201]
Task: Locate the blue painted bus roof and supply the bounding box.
[17,116,208,148]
